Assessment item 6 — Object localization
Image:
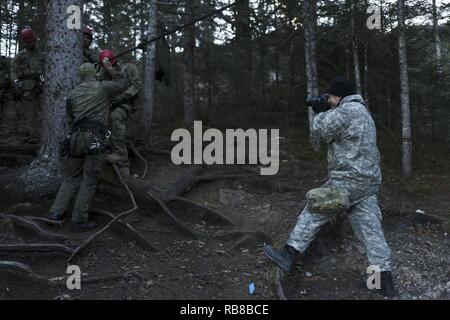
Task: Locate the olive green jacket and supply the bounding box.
[12,47,45,81]
[67,73,127,127]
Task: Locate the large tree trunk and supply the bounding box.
[302,0,320,151]
[398,0,412,177]
[182,1,196,127]
[141,0,157,143]
[22,0,83,187]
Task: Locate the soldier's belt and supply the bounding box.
[72,119,108,133]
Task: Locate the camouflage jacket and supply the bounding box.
[98,62,142,114]
[313,94,382,190]
[0,56,11,96]
[12,47,45,98]
[12,47,45,81]
[66,72,127,128]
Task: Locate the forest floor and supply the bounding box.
[0,131,449,300]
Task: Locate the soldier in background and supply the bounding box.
[97,49,142,176]
[82,26,98,64]
[11,27,45,142]
[0,56,11,133]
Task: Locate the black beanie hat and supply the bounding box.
[326,76,356,97]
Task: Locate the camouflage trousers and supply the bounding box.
[50,155,104,223]
[287,186,391,272]
[110,106,130,171]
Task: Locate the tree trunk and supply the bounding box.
[302,0,320,151]
[397,0,412,177]
[142,0,157,143]
[386,88,392,130]
[22,0,84,187]
[351,4,362,94]
[363,43,370,107]
[432,0,443,78]
[352,37,362,94]
[432,0,442,140]
[182,1,196,127]
[235,0,252,109]
[16,0,25,53]
[102,1,112,48]
[7,0,13,56]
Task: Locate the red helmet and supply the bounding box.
[99,49,117,66]
[83,26,93,39]
[20,28,35,43]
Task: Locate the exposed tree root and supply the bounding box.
[274,268,288,300]
[0,260,144,287]
[143,189,199,239]
[91,209,158,253]
[82,271,145,284]
[0,243,73,256]
[67,164,138,264]
[99,166,200,239]
[0,214,66,242]
[24,216,64,227]
[167,195,235,226]
[97,160,282,244]
[127,140,149,179]
[0,260,47,282]
[0,234,22,242]
[99,164,264,239]
[218,229,274,243]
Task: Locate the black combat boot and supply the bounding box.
[379,271,396,298]
[263,244,299,272]
[47,211,65,222]
[71,221,98,233]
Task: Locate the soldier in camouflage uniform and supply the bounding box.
[82,26,98,64]
[98,49,142,176]
[0,56,11,132]
[264,77,395,297]
[47,61,127,232]
[11,28,45,140]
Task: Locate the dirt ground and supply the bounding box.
[0,133,449,300]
